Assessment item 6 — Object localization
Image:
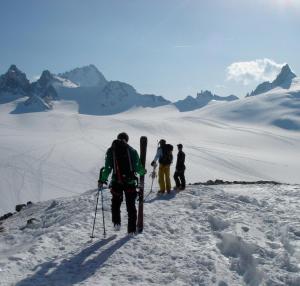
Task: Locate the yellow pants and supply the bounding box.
[158,164,171,192]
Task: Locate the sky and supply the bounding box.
[0,0,300,100]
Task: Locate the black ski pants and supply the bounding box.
[111,182,137,233]
[174,170,186,189]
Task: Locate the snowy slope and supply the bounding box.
[0,183,299,285]
[1,100,300,215]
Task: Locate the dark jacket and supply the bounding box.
[176,150,185,172]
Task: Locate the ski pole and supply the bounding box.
[90,187,101,239]
[144,164,157,201]
[100,186,106,237]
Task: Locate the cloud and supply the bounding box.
[226,58,285,85]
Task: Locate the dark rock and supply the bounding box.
[15,204,26,212]
[0,212,13,221]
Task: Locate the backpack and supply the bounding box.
[159,144,173,165]
[111,139,134,183]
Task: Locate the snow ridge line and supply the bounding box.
[191,179,282,186]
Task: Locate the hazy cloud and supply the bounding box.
[227,59,285,85]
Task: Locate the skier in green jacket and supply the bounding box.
[98,132,145,234]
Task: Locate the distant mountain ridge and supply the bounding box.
[1,63,298,117]
[0,64,171,114]
[174,90,238,112]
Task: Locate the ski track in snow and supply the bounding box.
[0,184,299,286]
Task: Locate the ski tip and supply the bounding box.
[140,136,147,143]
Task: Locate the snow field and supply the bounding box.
[0,183,299,285]
[1,102,300,214]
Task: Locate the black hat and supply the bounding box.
[177,144,183,148]
[117,132,129,142]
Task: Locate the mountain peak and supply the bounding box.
[59,65,107,88]
[196,90,214,99]
[273,64,296,86]
[39,70,53,82]
[249,64,297,97]
[0,65,30,97]
[8,64,19,72]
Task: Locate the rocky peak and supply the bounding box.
[59,64,107,88]
[249,64,297,97]
[0,65,30,95]
[273,64,296,86]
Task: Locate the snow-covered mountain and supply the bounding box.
[0,64,171,115]
[174,90,238,112]
[248,64,296,97]
[0,65,30,103]
[57,79,171,115]
[59,64,107,88]
[197,66,300,131]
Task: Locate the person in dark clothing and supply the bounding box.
[98,132,145,234]
[174,144,186,191]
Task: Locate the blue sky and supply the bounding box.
[0,0,299,100]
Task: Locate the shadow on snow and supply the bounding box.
[16,234,131,286]
[145,191,177,204]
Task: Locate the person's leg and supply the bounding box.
[180,171,186,190]
[165,165,171,192]
[124,186,137,233]
[158,164,166,193]
[173,171,180,189]
[111,184,123,226]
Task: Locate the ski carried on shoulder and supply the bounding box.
[137,136,147,233]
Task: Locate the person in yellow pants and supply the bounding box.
[151,139,173,194]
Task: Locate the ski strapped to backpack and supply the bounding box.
[137,136,147,233]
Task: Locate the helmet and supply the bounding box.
[159,139,166,146]
[117,132,129,142]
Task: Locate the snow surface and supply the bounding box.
[0,183,299,285]
[1,98,300,215]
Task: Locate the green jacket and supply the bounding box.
[99,145,146,186]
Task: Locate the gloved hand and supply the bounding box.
[151,161,157,167]
[98,180,107,188]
